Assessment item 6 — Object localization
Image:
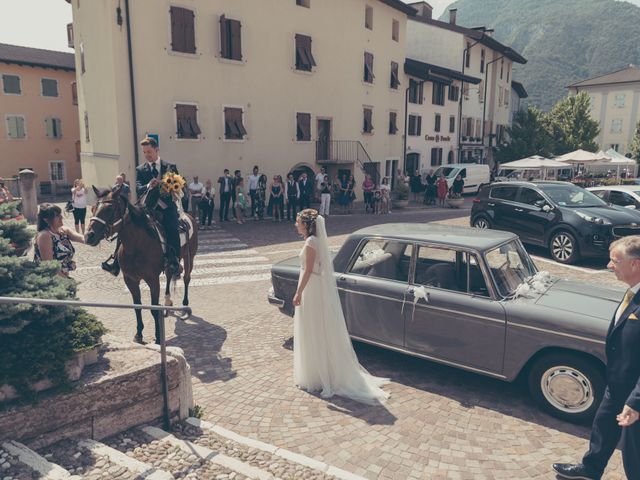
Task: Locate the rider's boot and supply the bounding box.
[101,256,120,277]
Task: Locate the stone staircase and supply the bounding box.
[1,418,366,480]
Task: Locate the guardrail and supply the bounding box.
[0,296,192,429]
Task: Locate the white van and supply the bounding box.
[432,164,490,194]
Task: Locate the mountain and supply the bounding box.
[439,0,640,111]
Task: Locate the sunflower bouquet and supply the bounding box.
[160,172,187,201]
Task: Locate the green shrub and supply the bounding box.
[0,219,34,256]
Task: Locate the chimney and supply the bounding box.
[412,2,433,20]
[449,8,457,25]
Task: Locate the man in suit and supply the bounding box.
[102,136,180,276]
[553,236,640,480]
[298,172,312,210]
[218,169,234,222]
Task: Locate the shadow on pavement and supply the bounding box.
[351,340,593,440]
[169,314,237,384]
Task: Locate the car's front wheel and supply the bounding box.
[549,230,580,264]
[528,353,605,423]
[472,215,492,229]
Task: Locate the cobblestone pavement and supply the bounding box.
[66,205,626,479]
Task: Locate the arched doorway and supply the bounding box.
[289,163,315,181]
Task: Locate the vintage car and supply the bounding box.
[268,224,623,423]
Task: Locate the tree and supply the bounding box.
[546,91,600,154]
[495,106,555,163]
[629,120,640,163]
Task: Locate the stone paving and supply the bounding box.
[0,446,38,480]
[65,206,627,479]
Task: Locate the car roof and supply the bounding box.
[352,223,517,252]
[487,180,572,188]
[588,185,640,192]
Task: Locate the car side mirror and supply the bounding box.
[542,205,552,212]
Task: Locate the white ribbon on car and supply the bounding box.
[509,270,553,300]
[402,285,430,322]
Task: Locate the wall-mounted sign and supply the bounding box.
[424,134,452,143]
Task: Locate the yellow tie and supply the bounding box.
[617,289,634,323]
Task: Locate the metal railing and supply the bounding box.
[315,140,381,184]
[0,296,192,429]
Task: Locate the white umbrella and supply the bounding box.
[603,148,637,178]
[555,149,612,164]
[500,156,570,180]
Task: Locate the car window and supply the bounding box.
[518,187,545,206]
[591,190,608,200]
[413,246,488,296]
[459,168,467,179]
[349,239,412,282]
[490,185,518,201]
[485,241,537,297]
[609,191,636,207]
[539,184,606,207]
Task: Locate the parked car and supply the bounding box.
[587,185,640,209]
[432,164,490,194]
[470,181,640,264]
[269,223,622,423]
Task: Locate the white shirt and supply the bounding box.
[188,181,204,197]
[615,282,640,324]
[248,174,260,191]
[72,187,87,208]
[315,172,325,189]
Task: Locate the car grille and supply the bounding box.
[612,225,640,238]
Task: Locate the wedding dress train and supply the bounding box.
[293,216,389,405]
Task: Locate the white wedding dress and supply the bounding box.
[293,216,389,404]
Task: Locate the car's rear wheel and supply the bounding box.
[528,353,604,424]
[549,230,580,264]
[472,215,491,229]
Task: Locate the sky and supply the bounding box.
[0,0,454,54]
[1,0,639,53]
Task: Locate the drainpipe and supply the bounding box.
[481,55,504,165]
[124,0,140,167]
[457,37,483,164]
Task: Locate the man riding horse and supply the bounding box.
[102,136,181,277]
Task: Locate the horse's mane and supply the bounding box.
[123,196,159,239]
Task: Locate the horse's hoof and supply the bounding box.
[133,334,146,345]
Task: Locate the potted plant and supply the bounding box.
[393,181,410,208]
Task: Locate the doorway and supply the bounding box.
[406,153,420,175]
[316,119,332,161]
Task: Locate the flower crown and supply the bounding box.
[297,209,319,224]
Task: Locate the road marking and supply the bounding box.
[197,237,243,244]
[141,273,271,290]
[198,243,249,252]
[193,256,270,266]
[197,249,260,257]
[530,255,610,274]
[190,264,272,276]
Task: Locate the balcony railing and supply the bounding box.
[316,140,380,184]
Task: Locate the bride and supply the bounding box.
[292,209,389,404]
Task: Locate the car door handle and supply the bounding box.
[339,276,346,281]
[514,208,524,212]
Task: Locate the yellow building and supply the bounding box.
[0,43,80,194]
[568,64,640,156]
[67,0,414,194]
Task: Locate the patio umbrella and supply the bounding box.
[603,149,637,178]
[554,149,612,164]
[500,156,569,180]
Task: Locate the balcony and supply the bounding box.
[316,140,380,183]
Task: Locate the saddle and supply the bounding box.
[143,207,193,253]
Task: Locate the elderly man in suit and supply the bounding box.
[553,236,640,480]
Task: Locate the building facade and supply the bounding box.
[568,64,640,155]
[68,0,414,194]
[510,80,528,123]
[0,43,80,194]
[405,2,526,168]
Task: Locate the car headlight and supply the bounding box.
[575,210,611,225]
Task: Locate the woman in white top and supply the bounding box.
[71,179,88,234]
[379,177,391,214]
[293,208,389,404]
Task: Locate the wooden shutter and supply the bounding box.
[184,9,196,54]
[3,75,21,94]
[225,108,246,139]
[431,148,437,166]
[363,108,373,133]
[389,112,397,134]
[71,82,78,105]
[84,112,90,142]
[296,113,311,141]
[435,114,441,133]
[220,15,229,57]
[45,118,52,138]
[229,19,242,60]
[390,62,399,89]
[449,116,455,133]
[170,7,184,52]
[53,118,61,138]
[364,52,374,82]
[42,79,58,97]
[417,116,422,136]
[75,140,81,162]
[176,104,199,139]
[408,115,415,135]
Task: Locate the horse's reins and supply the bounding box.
[89,199,128,242]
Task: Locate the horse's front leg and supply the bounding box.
[164,274,173,308]
[148,276,162,345]
[182,255,191,307]
[123,276,144,344]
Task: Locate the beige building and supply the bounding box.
[0,43,80,194]
[568,64,640,155]
[406,2,526,167]
[67,0,414,195]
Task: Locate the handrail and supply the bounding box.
[0,296,191,429]
[315,140,381,184]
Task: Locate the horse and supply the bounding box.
[85,185,198,344]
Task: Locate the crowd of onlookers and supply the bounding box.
[407,169,465,207]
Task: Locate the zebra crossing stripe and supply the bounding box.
[197,249,260,257]
[198,244,249,252]
[193,256,270,266]
[142,273,271,290]
[190,264,272,276]
[198,238,243,245]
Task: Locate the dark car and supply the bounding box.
[470,181,640,263]
[269,224,622,423]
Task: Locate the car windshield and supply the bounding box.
[539,184,607,208]
[484,241,537,298]
[434,167,458,179]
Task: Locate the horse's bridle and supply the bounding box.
[89,197,128,242]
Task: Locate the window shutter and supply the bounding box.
[6,117,15,138]
[170,7,184,52]
[363,108,373,132]
[449,116,455,133]
[305,36,316,67]
[75,140,81,162]
[53,118,61,138]
[184,9,196,54]
[71,82,78,105]
[230,19,242,60]
[297,113,311,141]
[364,52,374,82]
[408,115,415,135]
[219,15,229,57]
[417,116,422,135]
[435,114,440,133]
[389,112,397,134]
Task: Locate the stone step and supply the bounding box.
[105,427,252,480]
[1,441,75,480]
[174,418,366,480]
